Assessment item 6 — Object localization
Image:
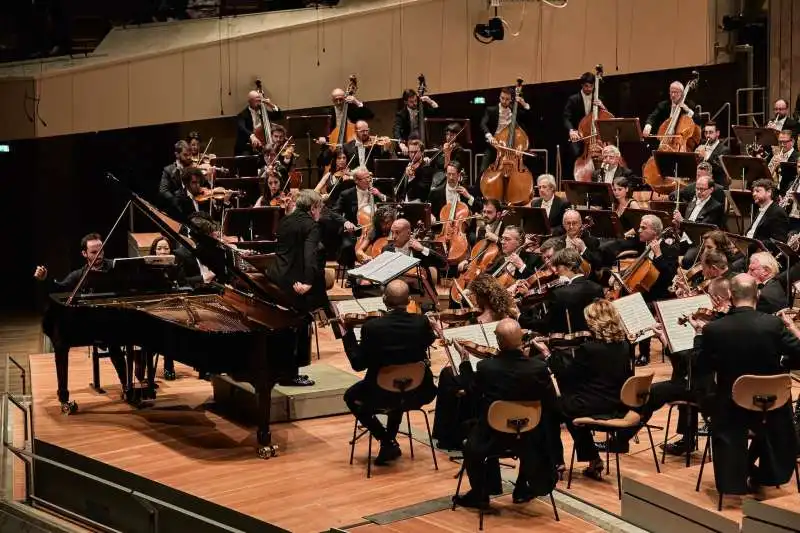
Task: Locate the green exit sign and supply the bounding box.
[0,145,9,153]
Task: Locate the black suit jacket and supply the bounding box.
[381,242,447,271]
[234,105,284,155]
[591,165,635,184]
[323,104,374,142]
[532,196,570,232]
[485,251,538,281]
[428,186,480,218]
[703,141,731,186]
[550,232,603,272]
[630,238,679,302]
[158,162,182,211]
[645,99,698,129]
[683,196,725,228]
[392,104,437,143]
[342,140,389,173]
[332,187,382,225]
[480,105,530,139]
[745,202,789,247]
[545,277,604,334]
[395,165,433,203]
[562,92,590,132]
[766,148,799,194]
[757,278,789,314]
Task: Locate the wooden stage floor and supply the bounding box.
[29,326,800,532]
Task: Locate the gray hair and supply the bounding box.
[537,174,556,188]
[295,189,322,212]
[642,214,663,233]
[602,145,620,157]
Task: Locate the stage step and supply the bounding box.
[742,494,800,532]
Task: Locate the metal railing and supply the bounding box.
[736,87,767,127]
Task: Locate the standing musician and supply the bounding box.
[395,139,433,203]
[641,80,698,137]
[532,174,570,233]
[158,140,197,214]
[695,121,730,186]
[430,122,469,191]
[318,86,374,146]
[479,86,532,174]
[266,190,329,387]
[428,161,480,217]
[745,179,789,249]
[555,210,603,274]
[591,145,635,184]
[341,280,437,466]
[747,251,787,314]
[766,98,799,134]
[564,72,602,160]
[393,88,439,156]
[315,148,352,204]
[343,121,391,173]
[234,90,283,156]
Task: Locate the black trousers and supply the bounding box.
[344,380,435,444]
[55,344,127,404]
[431,366,475,447]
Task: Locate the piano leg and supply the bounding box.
[256,380,279,459]
[54,346,77,414]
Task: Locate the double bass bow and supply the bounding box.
[574,65,614,182]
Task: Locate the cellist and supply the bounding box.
[429,161,480,217]
[234,90,283,156]
[333,168,386,267]
[641,81,697,137]
[479,86,531,175]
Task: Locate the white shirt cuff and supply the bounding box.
[421,247,430,256]
[522,102,530,111]
[485,133,493,141]
[429,100,439,109]
[467,196,474,206]
[518,264,526,273]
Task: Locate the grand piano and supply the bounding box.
[42,191,305,458]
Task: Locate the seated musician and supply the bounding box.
[429,161,479,217]
[158,140,196,214]
[484,225,538,284]
[597,177,642,264]
[518,248,604,335]
[430,122,469,191]
[480,86,531,175]
[532,174,570,233]
[769,130,798,194]
[591,145,635,185]
[174,167,205,222]
[641,80,697,138]
[315,148,352,204]
[333,168,387,267]
[673,174,725,266]
[33,233,129,407]
[381,217,446,293]
[745,179,789,251]
[234,90,283,155]
[688,274,800,495]
[695,121,730,186]
[432,273,521,450]
[554,209,603,275]
[781,158,800,231]
[354,206,396,265]
[396,139,433,203]
[254,168,284,207]
[669,162,726,205]
[187,131,202,161]
[748,251,788,314]
[690,229,745,272]
[532,299,632,480]
[344,120,391,173]
[342,279,437,466]
[458,199,503,269]
[453,318,559,508]
[393,88,439,156]
[316,86,374,173]
[612,176,641,217]
[149,235,182,381]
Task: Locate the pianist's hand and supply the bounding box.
[33,266,48,280]
[293,282,312,295]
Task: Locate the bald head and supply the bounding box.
[331,88,345,105]
[730,273,758,307]
[390,218,412,247]
[247,91,261,108]
[495,318,523,351]
[384,280,410,309]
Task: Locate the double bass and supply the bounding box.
[574,65,614,182]
[253,79,273,151]
[328,75,358,151]
[642,72,701,194]
[480,79,534,205]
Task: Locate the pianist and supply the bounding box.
[33,232,111,290]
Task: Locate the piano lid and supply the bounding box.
[130,194,300,313]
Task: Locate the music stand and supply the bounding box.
[648,200,686,214]
[211,155,260,178]
[720,155,771,191]
[503,207,551,236]
[623,208,672,234]
[564,181,613,209]
[732,125,779,151]
[222,206,283,241]
[370,178,395,200]
[772,239,799,308]
[423,118,473,147]
[725,232,765,258]
[653,151,701,200]
[286,114,331,188]
[681,221,718,245]
[374,158,410,182]
[582,210,623,239]
[780,161,797,190]
[596,118,644,146]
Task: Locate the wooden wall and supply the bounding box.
[768,0,800,112]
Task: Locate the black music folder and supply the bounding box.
[503,206,550,236]
[564,181,613,209]
[721,155,771,190]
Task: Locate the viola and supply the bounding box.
[429,308,481,325]
[517,278,568,306]
[526,330,593,348]
[677,307,717,326]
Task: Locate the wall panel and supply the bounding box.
[129,55,183,127]
[35,76,74,138]
[72,65,129,134]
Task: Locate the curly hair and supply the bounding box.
[468,274,515,319]
[702,230,739,261]
[583,299,627,343]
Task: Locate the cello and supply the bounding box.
[574,65,614,182]
[480,79,534,205]
[253,80,273,151]
[434,170,470,265]
[328,75,358,151]
[642,72,701,194]
[449,218,504,304]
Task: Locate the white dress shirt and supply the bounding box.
[357,188,372,210]
[746,201,772,238]
[355,140,366,168]
[540,197,553,217]
[582,93,592,116]
[687,196,710,222]
[702,140,719,161]
[604,166,617,184]
[249,107,262,130]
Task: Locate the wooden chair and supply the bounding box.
[661,400,702,467]
[567,373,661,500]
[349,362,438,478]
[452,400,558,530]
[696,374,799,510]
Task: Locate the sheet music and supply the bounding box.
[335,297,386,315]
[612,292,656,344]
[442,322,501,349]
[654,294,712,353]
[347,252,420,284]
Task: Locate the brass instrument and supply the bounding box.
[694,138,712,159]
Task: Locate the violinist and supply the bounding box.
[564,72,601,161]
[532,174,570,233]
[429,161,479,217]
[187,131,202,161]
[174,167,204,222]
[531,299,633,480]
[234,90,283,156]
[430,122,468,190]
[395,139,433,203]
[262,125,296,176]
[695,121,730,186]
[642,81,697,137]
[591,145,635,185]
[393,88,439,156]
[343,121,390,173]
[254,170,283,207]
[673,249,732,299]
[747,251,787,314]
[158,140,196,215]
[479,86,531,175]
[555,210,603,274]
[315,148,351,204]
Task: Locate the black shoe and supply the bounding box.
[453,490,490,509]
[163,369,176,381]
[279,376,315,387]
[662,438,691,456]
[374,441,402,466]
[512,490,535,504]
[635,356,650,367]
[582,459,604,481]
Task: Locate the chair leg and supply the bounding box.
[349,418,358,465]
[696,433,711,492]
[605,432,610,475]
[452,463,466,511]
[367,433,373,479]
[567,443,577,489]
[313,320,321,360]
[685,405,694,468]
[420,410,439,470]
[615,449,622,500]
[662,405,674,465]
[549,491,560,521]
[717,491,723,512]
[646,425,661,474]
[794,462,799,493]
[406,411,415,459]
[479,458,488,531]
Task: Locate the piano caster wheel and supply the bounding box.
[60,401,78,415]
[257,445,279,459]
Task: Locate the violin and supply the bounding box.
[526,330,594,349]
[677,307,717,326]
[517,278,567,306]
[491,234,541,290]
[195,187,243,203]
[364,135,395,149]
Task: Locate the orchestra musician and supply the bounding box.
[158,140,197,215]
[485,225,538,282]
[673,174,726,265]
[453,318,559,508]
[480,86,531,175]
[148,235,181,381]
[669,162,727,206]
[767,130,798,194]
[532,299,633,480]
[695,121,730,186]
[266,189,330,387]
[428,161,480,217]
[187,131,202,161]
[532,174,570,233]
[695,230,746,273]
[591,145,635,185]
[316,86,374,173]
[315,148,352,204]
[234,90,283,156]
[688,274,800,495]
[395,139,433,203]
[465,198,503,253]
[564,72,601,160]
[430,122,469,191]
[432,274,522,450]
[343,121,391,173]
[554,210,603,275]
[612,177,641,218]
[354,206,396,264]
[597,177,640,265]
[333,168,385,268]
[33,233,130,407]
[747,251,787,314]
[254,168,284,207]
[341,279,437,466]
[174,167,204,222]
[393,88,439,156]
[262,124,296,176]
[641,81,698,137]
[381,217,446,291]
[744,179,789,249]
[766,98,799,135]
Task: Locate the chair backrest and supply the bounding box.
[620,373,655,408]
[487,400,542,436]
[376,361,426,394]
[731,374,792,413]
